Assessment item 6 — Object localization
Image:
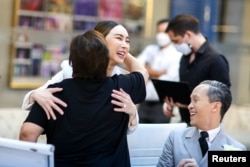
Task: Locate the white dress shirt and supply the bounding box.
[199,126,221,147]
[137,44,182,101]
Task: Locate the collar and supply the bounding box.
[198,126,220,143]
[184,40,208,59]
[195,38,209,56]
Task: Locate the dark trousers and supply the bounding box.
[138,101,171,123]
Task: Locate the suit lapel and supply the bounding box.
[210,128,226,151]
[183,128,203,162]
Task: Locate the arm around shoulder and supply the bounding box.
[21,70,65,110]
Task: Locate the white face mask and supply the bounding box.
[174,43,192,55]
[156,32,171,47]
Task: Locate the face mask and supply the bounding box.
[174,43,192,55]
[156,32,171,47]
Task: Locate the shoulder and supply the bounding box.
[60,60,70,68]
[60,60,73,79]
[199,41,221,56]
[223,135,247,150]
[112,66,129,75]
[47,78,71,89]
[200,42,228,64]
[113,72,144,82]
[112,72,146,103]
[170,126,195,139]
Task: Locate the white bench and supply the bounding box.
[0,137,54,167]
[128,123,187,167]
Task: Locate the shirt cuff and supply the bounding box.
[127,110,139,135]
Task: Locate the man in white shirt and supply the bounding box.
[137,18,182,123]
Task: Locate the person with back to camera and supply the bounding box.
[19,29,149,167]
[137,18,182,123]
[21,20,142,133]
[157,80,246,167]
[163,14,231,125]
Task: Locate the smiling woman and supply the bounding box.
[19,29,148,167]
[104,24,130,66]
[21,20,142,133]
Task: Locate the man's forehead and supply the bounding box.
[167,31,181,43]
[192,84,209,95]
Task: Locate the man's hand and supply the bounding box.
[163,96,188,117]
[163,101,175,117]
[30,88,67,120]
[163,96,175,117]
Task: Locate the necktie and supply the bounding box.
[199,131,209,157]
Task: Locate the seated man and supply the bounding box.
[157,80,246,167]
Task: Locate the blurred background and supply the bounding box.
[0,0,250,107]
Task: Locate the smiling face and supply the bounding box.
[188,84,218,130]
[105,25,130,66]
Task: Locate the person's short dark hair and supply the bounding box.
[69,30,109,79]
[200,80,232,121]
[166,14,200,36]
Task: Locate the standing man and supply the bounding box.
[137,18,182,123]
[157,80,246,167]
[163,14,231,125]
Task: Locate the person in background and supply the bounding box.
[163,14,231,125]
[137,18,182,123]
[157,80,246,167]
[19,29,148,167]
[21,20,141,133]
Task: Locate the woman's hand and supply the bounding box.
[111,88,137,116]
[111,88,138,129]
[30,88,67,120]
